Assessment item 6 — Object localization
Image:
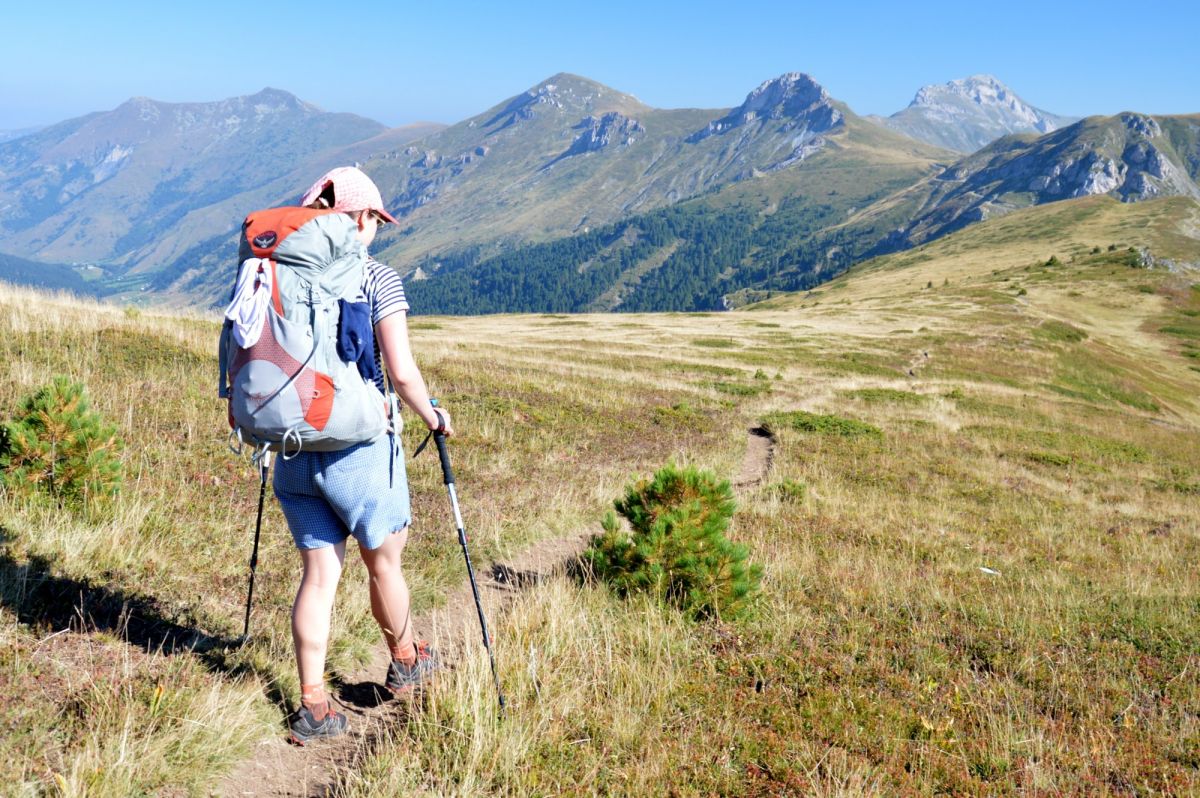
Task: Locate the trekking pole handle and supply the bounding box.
[433,426,454,486]
[429,399,454,485]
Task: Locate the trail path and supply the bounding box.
[733,426,775,490]
[218,426,774,797]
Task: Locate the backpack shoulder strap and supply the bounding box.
[266,259,282,315]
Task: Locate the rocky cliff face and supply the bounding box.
[879,75,1075,153]
[483,83,569,130]
[690,72,843,144]
[880,112,1200,248]
[561,112,645,158]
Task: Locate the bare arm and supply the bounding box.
[376,311,453,435]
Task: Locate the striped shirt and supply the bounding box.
[363,258,409,391]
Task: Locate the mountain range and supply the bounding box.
[0,89,441,277]
[0,75,1196,313]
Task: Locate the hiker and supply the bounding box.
[225,166,452,745]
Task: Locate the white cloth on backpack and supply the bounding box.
[224,258,273,347]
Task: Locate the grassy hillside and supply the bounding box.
[405,127,948,314]
[0,251,102,296]
[2,206,1199,797]
[755,194,1200,304]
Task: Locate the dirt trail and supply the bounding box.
[218,427,774,797]
[733,426,775,490]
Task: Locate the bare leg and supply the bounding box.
[292,541,347,687]
[358,527,414,660]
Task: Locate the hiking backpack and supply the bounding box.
[218,207,388,455]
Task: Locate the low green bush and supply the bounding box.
[764,410,882,438]
[584,463,762,620]
[710,381,769,397]
[1160,324,1200,340]
[1026,451,1072,468]
[845,388,927,405]
[1034,321,1088,343]
[0,377,123,509]
[771,479,807,503]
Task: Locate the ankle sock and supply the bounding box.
[390,642,416,665]
[300,683,328,721]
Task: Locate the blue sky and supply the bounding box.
[3,0,1197,130]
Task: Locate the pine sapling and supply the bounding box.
[585,462,762,620]
[0,376,123,509]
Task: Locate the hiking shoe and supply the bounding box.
[287,705,348,746]
[385,640,440,696]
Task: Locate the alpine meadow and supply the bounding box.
[1,189,1197,794]
[1,45,1200,798]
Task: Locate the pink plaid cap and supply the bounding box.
[298,166,399,224]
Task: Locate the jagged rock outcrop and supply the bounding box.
[987,114,1197,201]
[689,72,843,143]
[414,150,441,168]
[879,111,1200,250]
[559,112,644,159]
[483,83,566,129]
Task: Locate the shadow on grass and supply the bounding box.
[0,547,292,712]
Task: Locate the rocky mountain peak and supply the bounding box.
[690,72,842,142]
[481,74,644,131]
[739,72,832,119]
[242,87,311,114]
[912,74,1014,109]
[246,87,302,103]
[906,74,1052,129]
[882,75,1075,153]
[1121,113,1161,138]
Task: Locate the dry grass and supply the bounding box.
[1,205,1198,797]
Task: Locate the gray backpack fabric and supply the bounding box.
[218,207,387,455]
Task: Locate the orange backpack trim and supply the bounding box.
[242,207,339,259]
[268,259,283,316]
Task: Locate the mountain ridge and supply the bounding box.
[866,111,1200,252]
[0,88,400,269]
[0,75,1196,315]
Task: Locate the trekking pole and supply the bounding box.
[419,405,506,711]
[240,450,271,643]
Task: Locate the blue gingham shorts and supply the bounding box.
[274,432,411,551]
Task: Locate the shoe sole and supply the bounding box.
[287,716,349,746]
[386,674,436,698]
[288,728,348,747]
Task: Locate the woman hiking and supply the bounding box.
[273,166,451,744]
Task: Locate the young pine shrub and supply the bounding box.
[0,377,123,509]
[584,463,762,620]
